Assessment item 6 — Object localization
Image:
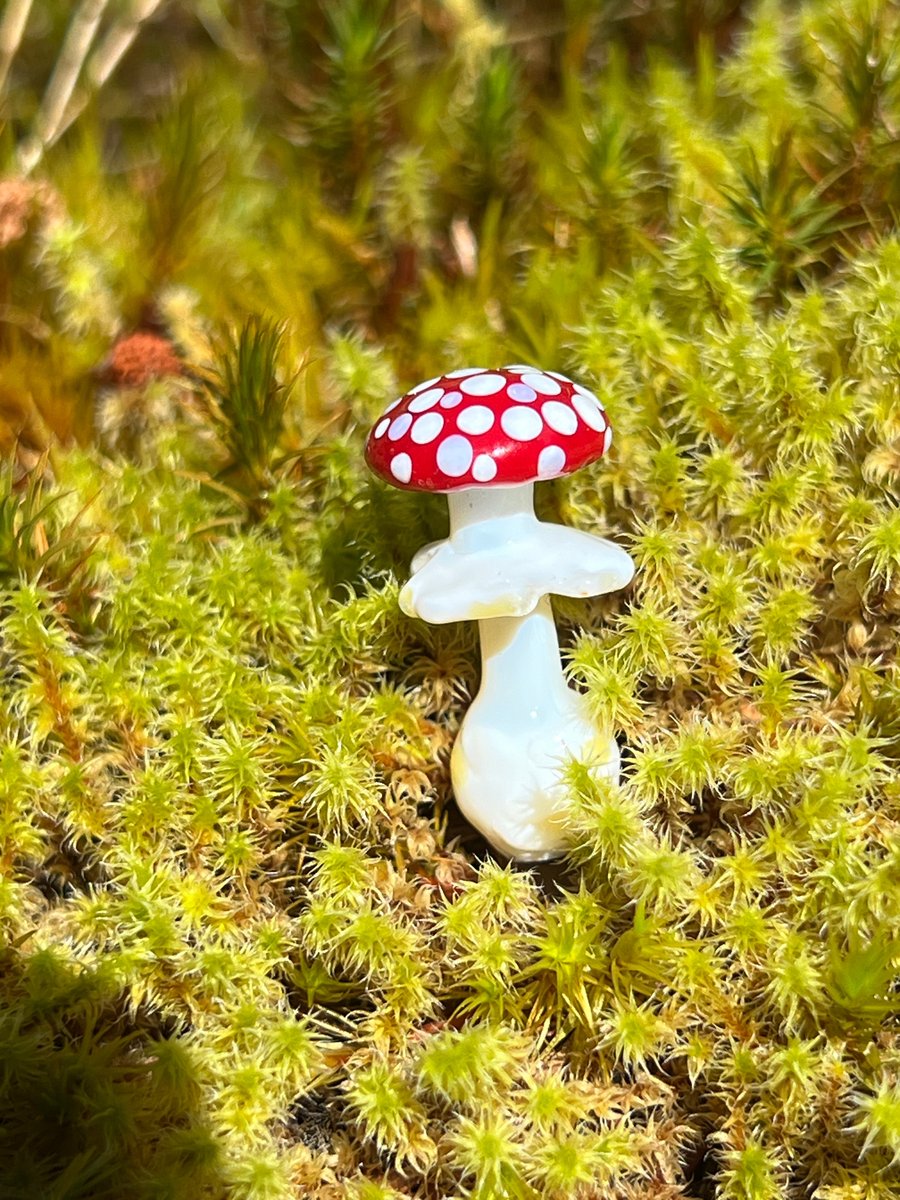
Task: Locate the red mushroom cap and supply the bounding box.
[365,366,612,492]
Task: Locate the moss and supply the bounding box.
[1,1,900,1197]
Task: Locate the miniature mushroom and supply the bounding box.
[366,365,634,861]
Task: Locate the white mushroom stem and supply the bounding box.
[448,486,578,722]
[475,595,571,719]
[446,481,536,544]
[441,484,619,860]
[452,584,618,861]
[399,480,633,859]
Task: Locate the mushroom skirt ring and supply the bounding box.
[366,365,635,861]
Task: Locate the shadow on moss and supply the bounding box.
[0,944,225,1200]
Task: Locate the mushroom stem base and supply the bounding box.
[450,596,619,860]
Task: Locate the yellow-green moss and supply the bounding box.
[2,2,900,1198]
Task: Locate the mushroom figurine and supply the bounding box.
[366,366,634,861]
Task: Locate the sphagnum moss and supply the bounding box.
[2,2,900,1198]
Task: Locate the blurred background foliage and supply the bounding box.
[2,1,900,1198]
[1,0,898,457]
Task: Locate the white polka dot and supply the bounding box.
[436,434,474,477]
[374,418,389,439]
[572,392,606,432]
[446,367,485,378]
[521,372,561,396]
[549,371,572,383]
[603,426,613,453]
[385,398,402,412]
[388,412,413,440]
[574,383,603,408]
[500,406,543,441]
[541,401,577,435]
[457,405,494,435]
[472,454,497,482]
[409,375,440,394]
[440,390,464,408]
[460,373,506,396]
[409,387,444,413]
[411,412,444,444]
[503,364,533,372]
[538,445,567,477]
[507,383,537,403]
[391,453,412,483]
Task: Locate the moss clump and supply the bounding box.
[2,2,900,1197]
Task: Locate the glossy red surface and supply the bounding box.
[365,365,611,492]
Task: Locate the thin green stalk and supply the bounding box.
[19,0,109,174]
[0,0,34,97]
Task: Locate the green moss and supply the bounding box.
[2,1,900,1197]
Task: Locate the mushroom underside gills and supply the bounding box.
[401,521,634,623]
[451,595,618,860]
